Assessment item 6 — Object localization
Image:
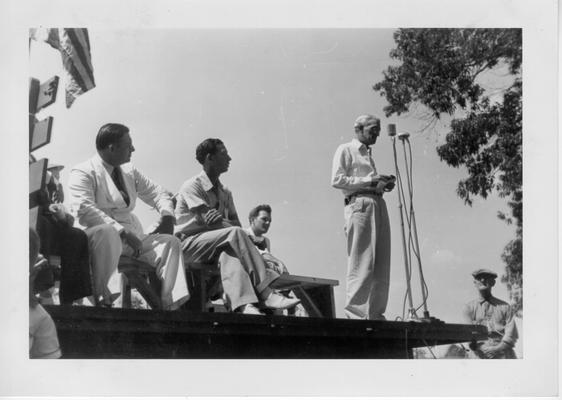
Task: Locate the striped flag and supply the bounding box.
[30,28,96,108]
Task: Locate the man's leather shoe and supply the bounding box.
[263,292,301,310]
[237,303,264,315]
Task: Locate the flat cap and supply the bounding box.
[471,268,498,279]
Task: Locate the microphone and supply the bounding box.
[398,131,410,140]
[387,124,396,137]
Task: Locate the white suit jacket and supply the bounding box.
[68,154,174,238]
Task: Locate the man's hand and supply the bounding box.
[203,209,223,226]
[479,342,509,359]
[371,174,396,193]
[151,215,175,235]
[33,254,49,271]
[474,342,509,359]
[384,180,396,192]
[120,230,143,257]
[262,253,289,274]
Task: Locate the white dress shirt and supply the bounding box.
[331,138,379,197]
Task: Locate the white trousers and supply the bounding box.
[85,224,190,309]
[344,195,391,319]
[182,226,278,311]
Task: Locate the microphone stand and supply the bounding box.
[389,126,440,323]
[390,132,417,321]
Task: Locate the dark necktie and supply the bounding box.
[111,167,130,206]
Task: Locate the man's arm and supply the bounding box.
[134,168,175,217]
[133,168,177,235]
[502,306,519,346]
[331,145,391,191]
[224,190,241,227]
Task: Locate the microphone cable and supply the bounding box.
[400,136,430,317]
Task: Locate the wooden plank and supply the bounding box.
[29,78,40,114]
[36,76,59,112]
[29,158,47,209]
[29,116,53,152]
[270,274,339,291]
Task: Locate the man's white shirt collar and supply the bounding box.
[351,138,368,150]
[95,153,116,174]
[197,170,221,192]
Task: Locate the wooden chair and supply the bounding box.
[184,261,224,312]
[270,274,339,318]
[118,256,162,310]
[184,261,339,318]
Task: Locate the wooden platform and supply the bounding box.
[45,305,487,359]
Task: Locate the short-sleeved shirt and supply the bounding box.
[463,296,518,347]
[175,171,238,237]
[29,304,62,359]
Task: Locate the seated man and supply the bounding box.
[463,268,518,358]
[246,204,308,317]
[68,123,189,309]
[29,228,62,359]
[245,204,287,275]
[35,163,92,304]
[175,138,300,315]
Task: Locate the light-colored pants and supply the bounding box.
[182,226,278,311]
[85,224,190,309]
[344,194,391,319]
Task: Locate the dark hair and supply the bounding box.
[248,204,272,224]
[195,138,224,165]
[96,123,129,150]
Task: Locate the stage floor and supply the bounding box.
[45,305,487,359]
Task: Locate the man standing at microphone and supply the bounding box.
[331,114,395,320]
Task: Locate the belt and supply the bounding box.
[344,191,380,206]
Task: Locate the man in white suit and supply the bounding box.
[68,123,189,309]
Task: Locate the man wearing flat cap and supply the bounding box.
[46,163,65,203]
[463,268,518,358]
[331,114,395,320]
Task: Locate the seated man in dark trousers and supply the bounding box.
[34,163,92,304]
[175,138,300,315]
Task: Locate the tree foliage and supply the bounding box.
[373,28,522,309]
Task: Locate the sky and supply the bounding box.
[29,28,517,325]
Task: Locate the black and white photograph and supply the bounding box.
[1,0,558,397]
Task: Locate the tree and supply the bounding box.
[373,29,522,312]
